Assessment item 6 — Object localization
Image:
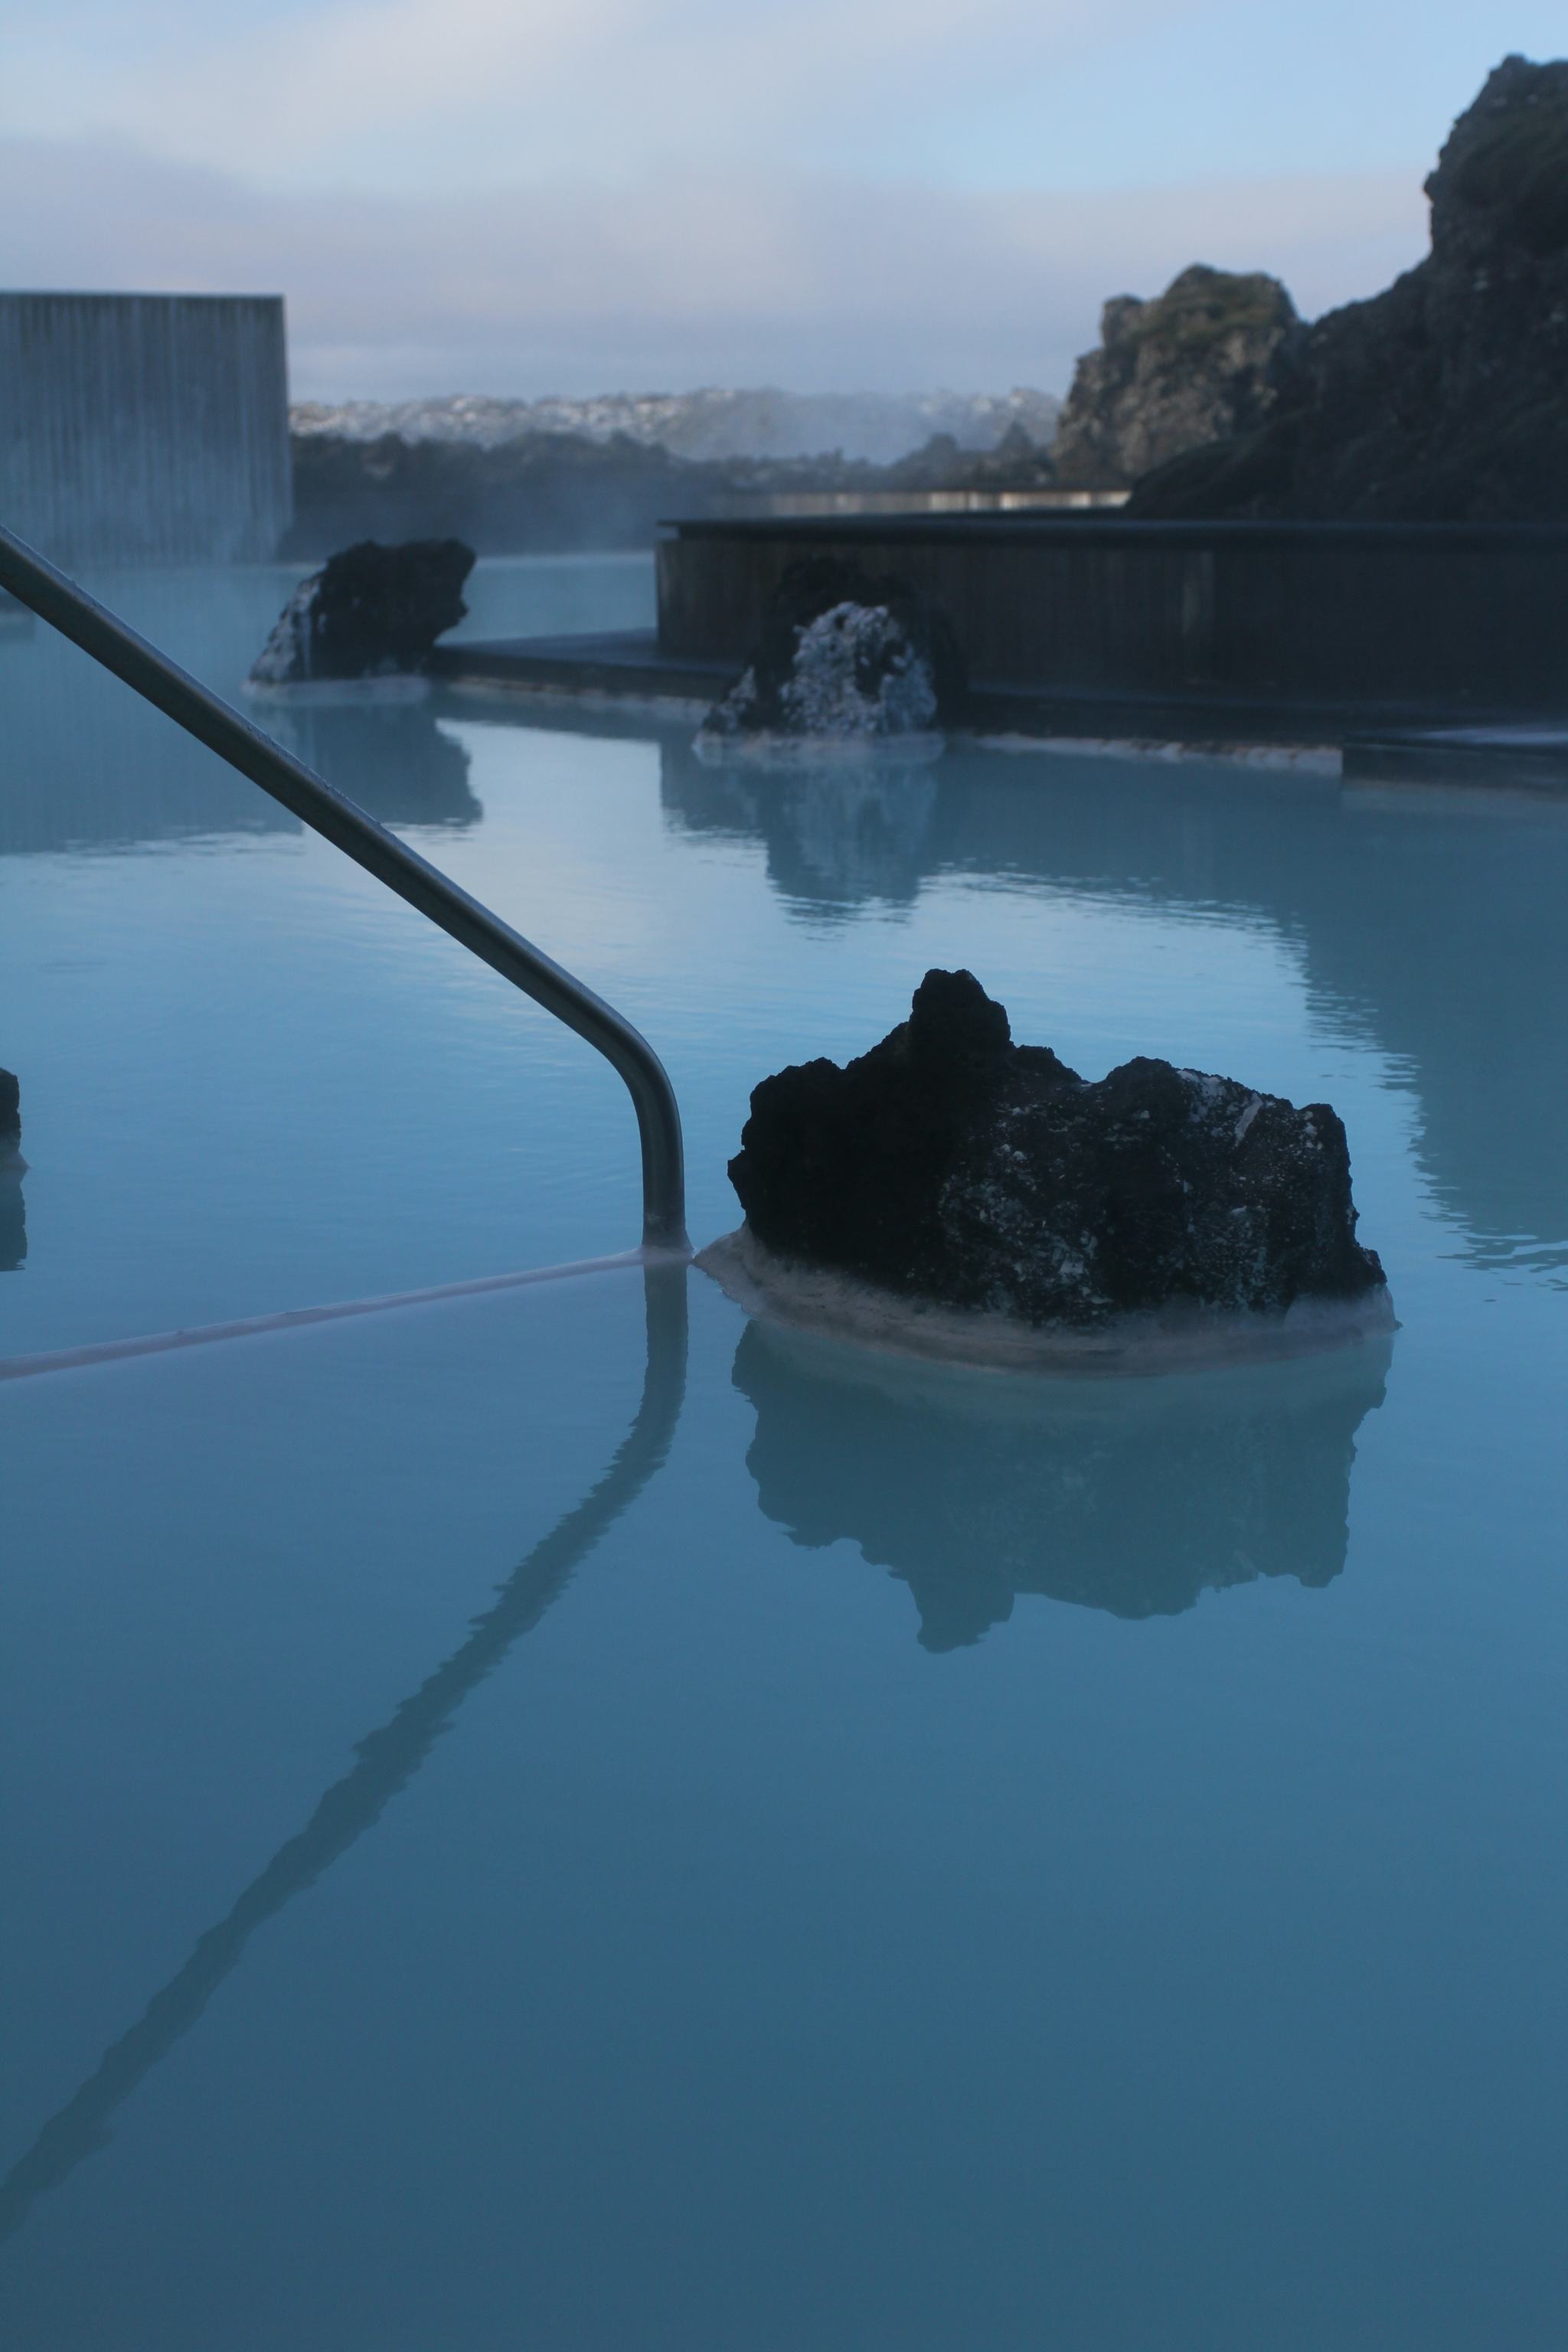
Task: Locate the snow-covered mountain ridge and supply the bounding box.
[289,387,1060,465]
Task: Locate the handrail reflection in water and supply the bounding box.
[0,1261,688,2244]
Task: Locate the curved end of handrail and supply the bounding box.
[0,523,694,1263]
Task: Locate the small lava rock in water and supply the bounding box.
[0,1068,19,1162]
[250,538,475,684]
[727,969,1387,1328]
[700,556,966,743]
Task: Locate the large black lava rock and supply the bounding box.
[727,969,1385,1328]
[0,1068,19,1163]
[701,556,967,740]
[250,538,474,684]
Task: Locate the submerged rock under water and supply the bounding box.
[704,969,1390,1365]
[249,537,474,686]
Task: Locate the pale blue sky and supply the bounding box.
[0,2,1558,397]
[939,3,1563,188]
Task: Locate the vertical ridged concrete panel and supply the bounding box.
[0,292,291,565]
[657,515,1568,706]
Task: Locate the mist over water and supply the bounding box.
[292,387,1063,466]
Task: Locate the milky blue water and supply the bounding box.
[2,559,1564,2347]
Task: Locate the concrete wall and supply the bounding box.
[0,292,291,565]
[658,516,1568,711]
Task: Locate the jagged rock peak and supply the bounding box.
[1052,263,1299,488]
[1427,53,1568,260]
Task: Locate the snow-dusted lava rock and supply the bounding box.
[698,557,966,747]
[707,969,1388,1353]
[250,538,473,685]
[705,601,938,741]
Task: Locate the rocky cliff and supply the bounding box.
[1051,265,1300,488]
[1128,55,1568,520]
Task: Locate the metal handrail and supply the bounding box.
[0,525,689,1254]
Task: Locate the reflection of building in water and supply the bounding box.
[736,1318,1389,1648]
[660,740,936,915]
[663,733,1568,1273]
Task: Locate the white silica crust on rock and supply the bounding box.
[250,575,320,685]
[782,603,939,736]
[972,734,1341,774]
[692,727,945,770]
[244,674,431,705]
[698,601,943,749]
[698,1224,1396,1379]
